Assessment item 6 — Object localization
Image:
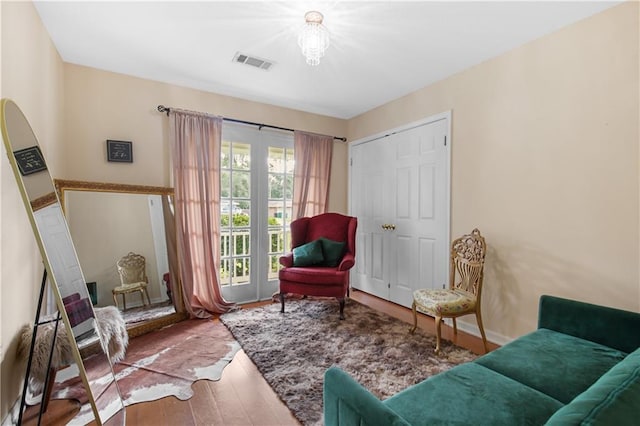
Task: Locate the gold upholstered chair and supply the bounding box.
[113,252,151,310]
[410,228,488,354]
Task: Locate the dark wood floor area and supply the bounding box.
[28,289,498,425]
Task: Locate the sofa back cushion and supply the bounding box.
[538,295,640,354]
[545,348,640,425]
[475,329,627,404]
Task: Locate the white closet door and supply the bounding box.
[351,137,394,300]
[350,115,450,308]
[388,118,449,307]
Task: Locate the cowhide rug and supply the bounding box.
[220,297,477,426]
[49,319,240,425]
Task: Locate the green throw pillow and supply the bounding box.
[319,237,346,267]
[293,239,324,266]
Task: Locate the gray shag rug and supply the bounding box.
[220,297,477,425]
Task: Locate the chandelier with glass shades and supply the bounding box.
[298,11,330,66]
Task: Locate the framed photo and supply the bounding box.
[106,140,133,163]
[14,146,48,176]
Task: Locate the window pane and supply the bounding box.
[237,200,250,211]
[220,171,230,198]
[232,143,251,170]
[268,254,280,279]
[268,201,284,225]
[220,258,231,285]
[220,210,232,228]
[285,229,292,251]
[221,141,231,168]
[232,257,250,285]
[229,208,250,227]
[233,230,250,256]
[286,148,295,173]
[268,146,285,173]
[285,174,293,199]
[269,173,284,199]
[232,171,250,198]
[284,202,293,226]
[220,230,230,253]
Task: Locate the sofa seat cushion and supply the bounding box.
[383,363,563,426]
[545,348,640,425]
[279,266,345,285]
[475,328,627,404]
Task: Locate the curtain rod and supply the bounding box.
[157,105,347,142]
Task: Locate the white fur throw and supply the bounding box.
[17,306,128,392]
[95,305,128,363]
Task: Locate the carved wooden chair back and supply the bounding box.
[450,228,486,297]
[117,252,148,286]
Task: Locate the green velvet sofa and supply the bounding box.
[324,295,640,425]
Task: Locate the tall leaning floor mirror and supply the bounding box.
[1,99,126,425]
[54,179,187,337]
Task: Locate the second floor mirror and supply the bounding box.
[55,179,188,337]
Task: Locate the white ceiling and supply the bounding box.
[33,1,620,119]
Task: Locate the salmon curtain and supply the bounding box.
[169,108,236,317]
[292,131,334,219]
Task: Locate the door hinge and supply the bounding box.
[444,136,447,146]
[350,157,353,166]
[442,283,446,289]
[388,283,391,289]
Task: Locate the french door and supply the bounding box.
[219,124,294,303]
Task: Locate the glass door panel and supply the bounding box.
[267,146,294,281]
[220,141,252,299]
[220,125,293,303]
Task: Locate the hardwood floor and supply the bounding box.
[32,289,498,425]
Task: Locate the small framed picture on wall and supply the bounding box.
[106,140,133,163]
[14,146,48,176]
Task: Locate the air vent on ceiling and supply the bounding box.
[233,52,274,71]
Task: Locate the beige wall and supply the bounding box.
[349,1,639,341]
[1,0,638,420]
[62,64,349,212]
[1,1,65,419]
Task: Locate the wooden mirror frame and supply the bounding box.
[54,179,188,338]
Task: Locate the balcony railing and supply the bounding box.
[220,228,288,286]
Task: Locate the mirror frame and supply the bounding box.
[54,179,188,338]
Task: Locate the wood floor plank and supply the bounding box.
[231,349,299,425]
[188,380,225,426]
[223,352,288,425]
[160,395,196,426]
[206,360,254,425]
[39,289,495,425]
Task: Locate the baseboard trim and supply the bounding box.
[443,318,512,348]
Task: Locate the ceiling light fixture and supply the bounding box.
[298,11,330,66]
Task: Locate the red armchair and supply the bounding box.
[279,212,357,320]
